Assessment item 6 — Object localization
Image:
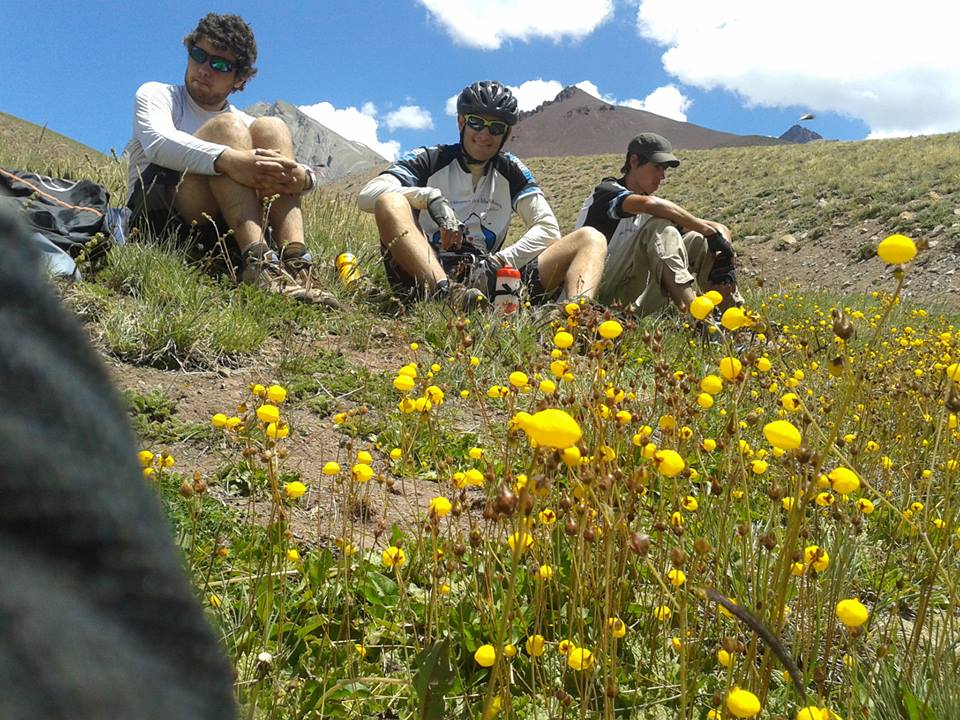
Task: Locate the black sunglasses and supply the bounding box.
[188,46,234,73]
[463,114,509,137]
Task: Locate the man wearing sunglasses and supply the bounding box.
[575,132,742,317]
[126,13,334,306]
[357,80,606,309]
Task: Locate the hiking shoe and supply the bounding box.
[433,280,489,312]
[241,248,338,307]
[279,246,340,309]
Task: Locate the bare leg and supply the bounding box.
[172,114,264,254]
[659,269,697,312]
[535,227,606,299]
[374,193,447,291]
[249,117,304,251]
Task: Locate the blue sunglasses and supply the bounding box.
[188,46,234,73]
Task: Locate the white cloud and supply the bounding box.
[298,101,400,160]
[635,0,960,137]
[445,94,459,116]
[508,79,564,111]
[620,85,691,121]
[384,105,434,131]
[417,0,613,50]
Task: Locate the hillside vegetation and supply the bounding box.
[5,113,960,719]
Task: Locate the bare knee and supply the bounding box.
[574,226,606,256]
[250,117,293,152]
[195,114,252,148]
[374,192,413,222]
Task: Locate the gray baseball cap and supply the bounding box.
[627,132,680,167]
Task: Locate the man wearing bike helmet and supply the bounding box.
[358,80,606,308]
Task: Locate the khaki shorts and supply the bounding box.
[598,217,741,316]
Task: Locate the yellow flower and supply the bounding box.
[763,420,802,450]
[947,363,960,382]
[393,374,415,392]
[266,421,289,439]
[829,467,860,495]
[267,384,287,404]
[836,598,869,627]
[356,450,373,465]
[539,379,556,394]
[142,467,155,479]
[717,648,733,667]
[598,320,623,339]
[681,495,698,511]
[398,362,417,378]
[252,383,267,398]
[208,593,222,608]
[703,438,717,452]
[509,371,529,388]
[653,605,672,621]
[525,634,545,657]
[538,508,557,525]
[354,643,367,658]
[690,295,716,320]
[721,306,749,330]
[554,330,574,349]
[507,531,535,553]
[468,446,485,460]
[780,392,801,411]
[756,356,772,372]
[719,356,743,380]
[352,463,374,483]
[567,646,594,671]
[608,616,627,638]
[796,707,825,720]
[429,496,452,518]
[518,408,582,448]
[557,639,574,655]
[877,233,917,264]
[286,548,300,562]
[284,481,307,499]
[668,568,687,587]
[701,374,723,394]
[137,450,155,467]
[322,461,340,476]
[256,404,280,424]
[653,449,685,477]
[389,448,403,460]
[381,546,406,569]
[782,497,795,511]
[503,643,517,658]
[211,413,228,428]
[751,459,769,475]
[561,446,582,467]
[535,564,554,580]
[697,392,715,409]
[474,644,497,667]
[804,545,830,572]
[856,498,875,514]
[726,687,761,718]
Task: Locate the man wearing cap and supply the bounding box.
[575,132,741,317]
[358,80,606,309]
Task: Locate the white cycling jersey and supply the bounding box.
[357,144,559,269]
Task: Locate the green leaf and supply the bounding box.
[903,688,939,720]
[360,570,399,607]
[413,638,454,720]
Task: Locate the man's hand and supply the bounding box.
[706,230,735,258]
[427,195,462,250]
[215,148,299,192]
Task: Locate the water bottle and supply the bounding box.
[493,266,522,314]
[335,252,360,287]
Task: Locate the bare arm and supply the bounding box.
[621,194,723,238]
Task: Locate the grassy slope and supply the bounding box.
[0,110,112,177]
[523,133,960,244]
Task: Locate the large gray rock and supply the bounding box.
[245,100,388,184]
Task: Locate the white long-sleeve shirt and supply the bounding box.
[125,82,255,199]
[357,144,560,269]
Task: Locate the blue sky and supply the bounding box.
[3,1,955,160]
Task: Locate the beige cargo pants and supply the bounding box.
[598,217,740,316]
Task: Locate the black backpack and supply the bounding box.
[0,167,113,260]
